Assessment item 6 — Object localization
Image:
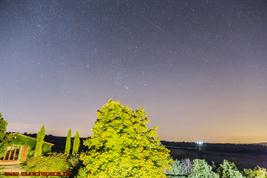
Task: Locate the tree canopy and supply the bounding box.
[188,159,219,178]
[218,160,244,178]
[244,166,267,178]
[80,99,172,178]
[0,113,7,157]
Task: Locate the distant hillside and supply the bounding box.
[257,142,267,146]
[161,140,267,155]
[161,140,267,169]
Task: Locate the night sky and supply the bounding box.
[0,0,266,143]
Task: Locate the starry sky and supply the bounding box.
[0,0,266,143]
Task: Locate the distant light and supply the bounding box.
[195,141,204,146]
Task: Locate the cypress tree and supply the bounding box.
[72,131,80,155]
[64,129,72,155]
[34,125,45,157]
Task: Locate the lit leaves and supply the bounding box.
[80,99,172,178]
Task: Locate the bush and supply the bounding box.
[75,167,88,178]
[68,154,82,178]
[80,99,172,178]
[218,160,244,178]
[166,159,191,178]
[188,159,219,178]
[23,153,70,173]
[244,166,267,178]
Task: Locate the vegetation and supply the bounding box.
[24,153,69,171]
[23,153,71,178]
[244,166,267,178]
[65,129,72,155]
[0,113,8,157]
[34,125,46,157]
[166,159,267,178]
[218,160,244,178]
[75,167,88,178]
[166,159,191,178]
[79,99,172,178]
[68,154,83,178]
[188,159,219,178]
[72,131,80,155]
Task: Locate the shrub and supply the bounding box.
[166,159,191,178]
[23,153,70,172]
[75,167,88,178]
[218,160,244,178]
[80,99,172,178]
[244,166,267,178]
[68,154,82,178]
[188,159,219,178]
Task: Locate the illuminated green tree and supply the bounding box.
[34,125,45,157]
[0,113,7,157]
[166,159,191,178]
[188,159,219,178]
[244,166,267,178]
[72,131,80,155]
[80,99,172,178]
[218,160,244,178]
[65,129,72,155]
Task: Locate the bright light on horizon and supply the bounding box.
[195,141,204,146]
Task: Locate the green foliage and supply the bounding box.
[80,99,172,178]
[218,160,244,178]
[23,153,70,176]
[188,159,219,178]
[75,167,88,178]
[34,125,46,157]
[166,159,191,178]
[244,166,267,178]
[72,131,80,155]
[0,113,7,157]
[0,113,7,142]
[65,129,72,155]
[68,154,83,178]
[68,154,80,169]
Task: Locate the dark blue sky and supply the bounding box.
[0,0,266,143]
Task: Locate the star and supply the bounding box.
[124,85,129,91]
